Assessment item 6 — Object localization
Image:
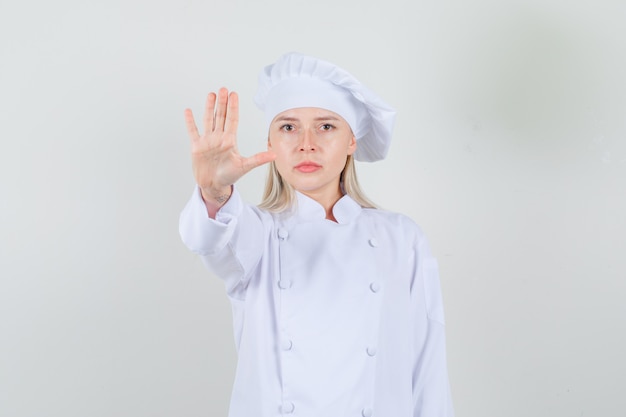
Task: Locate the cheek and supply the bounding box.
[270,147,291,170]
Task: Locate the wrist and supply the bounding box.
[200,185,232,207]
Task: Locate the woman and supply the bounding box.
[179,52,454,417]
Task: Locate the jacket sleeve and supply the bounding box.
[178,186,266,299]
[411,232,455,417]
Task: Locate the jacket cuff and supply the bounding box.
[178,185,243,255]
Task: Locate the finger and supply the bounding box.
[184,108,200,141]
[202,92,217,134]
[214,87,229,132]
[224,91,239,135]
[241,150,277,174]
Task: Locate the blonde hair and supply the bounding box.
[258,154,377,212]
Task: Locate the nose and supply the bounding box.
[299,130,316,152]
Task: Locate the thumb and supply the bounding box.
[242,150,277,174]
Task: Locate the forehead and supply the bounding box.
[271,107,348,124]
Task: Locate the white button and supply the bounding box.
[281,401,295,413]
[278,279,292,289]
[368,238,378,247]
[362,407,373,417]
[366,346,377,357]
[281,339,293,351]
[278,228,289,240]
[369,282,381,293]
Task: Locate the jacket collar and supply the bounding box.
[290,191,362,224]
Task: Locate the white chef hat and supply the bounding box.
[254,52,396,162]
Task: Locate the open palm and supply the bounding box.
[184,88,275,202]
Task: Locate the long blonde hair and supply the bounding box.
[258,154,377,212]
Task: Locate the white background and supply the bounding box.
[1,0,625,416]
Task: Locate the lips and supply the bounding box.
[294,161,322,173]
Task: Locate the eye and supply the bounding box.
[280,124,295,132]
[320,123,334,131]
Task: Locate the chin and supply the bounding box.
[286,177,321,191]
[292,184,320,193]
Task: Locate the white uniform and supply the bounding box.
[179,187,454,417]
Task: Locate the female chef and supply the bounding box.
[179,52,454,417]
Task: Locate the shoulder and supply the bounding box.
[360,207,428,245]
[362,207,423,231]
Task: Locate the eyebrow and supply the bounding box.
[273,115,341,123]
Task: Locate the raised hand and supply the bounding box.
[184,88,275,214]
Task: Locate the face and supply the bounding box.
[268,107,357,203]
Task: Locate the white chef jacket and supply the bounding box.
[179,186,454,417]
